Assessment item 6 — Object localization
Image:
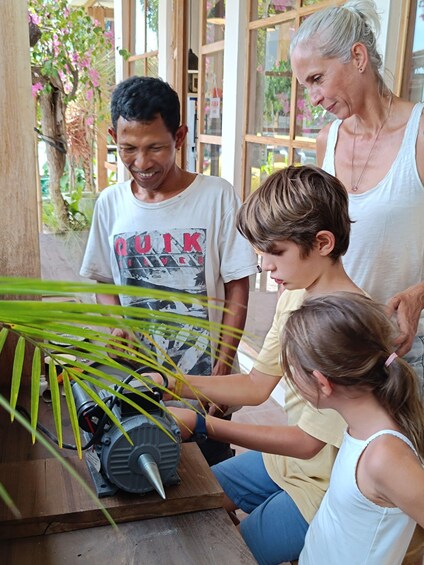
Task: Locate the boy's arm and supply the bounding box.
[169,292,298,406]
[172,407,325,460]
[169,367,280,407]
[212,277,250,376]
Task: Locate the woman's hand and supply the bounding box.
[386,282,424,356]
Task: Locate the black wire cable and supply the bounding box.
[15,374,152,451]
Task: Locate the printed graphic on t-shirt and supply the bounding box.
[113,228,212,375]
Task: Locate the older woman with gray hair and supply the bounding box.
[291,0,424,391]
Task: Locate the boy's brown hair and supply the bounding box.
[237,165,351,261]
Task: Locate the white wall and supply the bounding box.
[221,0,249,197]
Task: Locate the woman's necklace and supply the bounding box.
[350,94,393,193]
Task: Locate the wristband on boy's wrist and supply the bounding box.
[160,373,168,390]
[191,413,208,444]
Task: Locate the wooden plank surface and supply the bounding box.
[0,443,223,539]
[0,508,257,565]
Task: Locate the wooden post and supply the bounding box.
[89,5,109,192]
[0,0,41,375]
[173,0,188,169]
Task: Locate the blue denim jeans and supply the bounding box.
[212,450,309,565]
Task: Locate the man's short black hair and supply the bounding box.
[110,76,181,137]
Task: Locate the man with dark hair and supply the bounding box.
[80,76,258,465]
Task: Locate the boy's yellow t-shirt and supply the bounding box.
[254,288,347,524]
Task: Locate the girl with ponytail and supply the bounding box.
[281,292,424,564]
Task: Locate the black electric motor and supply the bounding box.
[71,362,181,499]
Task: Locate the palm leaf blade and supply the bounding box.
[48,359,62,448]
[30,347,42,443]
[62,369,82,458]
[9,336,25,420]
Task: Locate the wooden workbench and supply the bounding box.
[0,391,256,563]
[1,508,255,565]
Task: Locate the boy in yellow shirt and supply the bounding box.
[167,165,359,564]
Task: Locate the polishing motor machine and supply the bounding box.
[71,363,181,499]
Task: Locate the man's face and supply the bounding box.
[110,114,186,193]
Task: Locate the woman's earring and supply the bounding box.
[359,67,363,73]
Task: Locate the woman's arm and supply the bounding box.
[386,281,424,356]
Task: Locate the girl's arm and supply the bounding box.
[361,436,424,527]
[170,407,326,460]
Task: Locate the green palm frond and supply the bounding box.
[0,276,250,516]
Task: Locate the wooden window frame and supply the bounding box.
[128,0,159,76]
[196,1,224,173]
[242,0,344,199]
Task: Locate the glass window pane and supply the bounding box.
[251,0,296,20]
[301,0,328,6]
[146,0,159,52]
[405,1,424,103]
[245,143,289,195]
[146,55,158,77]
[292,147,317,166]
[134,1,146,54]
[130,56,158,78]
[131,59,145,76]
[134,0,158,55]
[248,21,294,138]
[295,84,333,139]
[200,143,222,176]
[203,51,224,135]
[206,0,225,43]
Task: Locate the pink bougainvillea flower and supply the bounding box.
[88,68,100,88]
[32,82,43,97]
[86,116,94,126]
[28,12,41,25]
[272,0,291,10]
[86,88,94,102]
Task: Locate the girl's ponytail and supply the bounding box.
[281,292,424,459]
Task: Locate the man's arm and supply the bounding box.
[212,277,250,376]
[95,282,137,343]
